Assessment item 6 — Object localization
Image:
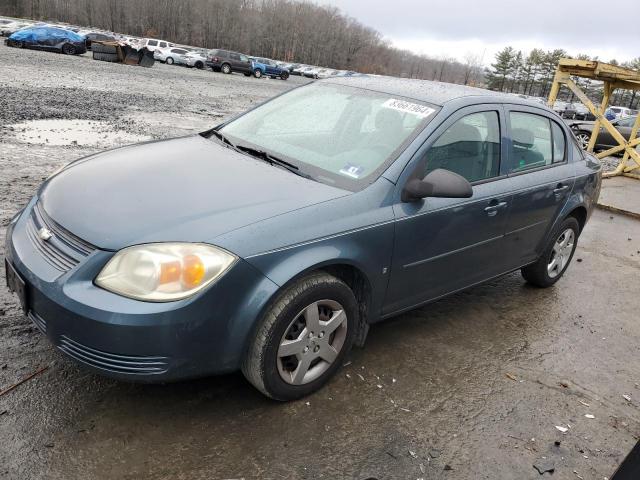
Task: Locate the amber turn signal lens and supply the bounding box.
[159,260,181,284]
[182,254,206,287]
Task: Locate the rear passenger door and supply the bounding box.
[502,106,576,268]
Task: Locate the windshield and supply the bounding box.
[218,83,437,190]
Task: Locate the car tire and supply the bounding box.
[242,272,359,401]
[243,72,251,77]
[166,57,174,65]
[575,131,591,150]
[521,216,580,288]
[253,68,263,78]
[280,71,289,80]
[61,43,76,55]
[195,61,203,69]
[221,63,232,74]
[13,40,24,48]
[93,52,119,62]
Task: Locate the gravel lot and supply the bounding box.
[1,43,640,480]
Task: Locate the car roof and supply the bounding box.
[324,75,524,107]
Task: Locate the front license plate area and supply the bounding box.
[5,259,28,314]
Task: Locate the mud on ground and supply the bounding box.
[1,43,639,480]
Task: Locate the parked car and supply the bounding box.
[552,101,569,116]
[183,51,208,69]
[303,67,320,78]
[84,32,116,50]
[572,103,594,121]
[4,77,601,400]
[205,49,252,75]
[251,57,289,79]
[154,47,190,65]
[6,26,86,55]
[292,65,310,75]
[605,106,638,121]
[571,115,638,151]
[141,38,172,52]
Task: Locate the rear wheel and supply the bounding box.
[195,61,203,69]
[280,71,289,80]
[221,63,232,74]
[575,131,591,150]
[242,272,358,400]
[521,217,580,288]
[61,43,76,55]
[253,68,263,78]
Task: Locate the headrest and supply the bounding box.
[512,128,534,148]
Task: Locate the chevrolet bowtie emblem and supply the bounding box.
[38,227,53,241]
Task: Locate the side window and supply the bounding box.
[240,55,249,62]
[230,53,240,61]
[509,112,553,171]
[147,40,157,46]
[424,111,501,183]
[551,121,566,163]
[159,42,167,48]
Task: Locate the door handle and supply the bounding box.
[554,184,570,195]
[484,201,508,216]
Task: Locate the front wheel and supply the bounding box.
[521,217,580,288]
[280,71,289,80]
[253,68,263,78]
[166,57,174,65]
[242,272,358,401]
[61,43,76,55]
[221,63,232,74]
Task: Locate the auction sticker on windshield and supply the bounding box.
[382,99,435,118]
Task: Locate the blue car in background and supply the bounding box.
[251,57,289,80]
[6,26,86,55]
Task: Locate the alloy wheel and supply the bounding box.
[277,299,348,385]
[576,133,590,150]
[548,228,575,278]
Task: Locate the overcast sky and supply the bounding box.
[317,0,638,65]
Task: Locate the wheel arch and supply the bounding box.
[243,258,377,357]
[567,205,588,232]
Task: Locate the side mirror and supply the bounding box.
[402,168,473,202]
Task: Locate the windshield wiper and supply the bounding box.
[235,144,313,179]
[210,129,238,150]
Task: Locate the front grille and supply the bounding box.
[59,335,169,375]
[28,311,46,334]
[25,203,95,273]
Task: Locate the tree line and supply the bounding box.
[1,0,484,85]
[485,46,640,109]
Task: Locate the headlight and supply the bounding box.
[95,243,237,302]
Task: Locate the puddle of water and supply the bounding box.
[9,119,151,147]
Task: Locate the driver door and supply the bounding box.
[384,105,514,315]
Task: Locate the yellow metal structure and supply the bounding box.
[547,58,640,179]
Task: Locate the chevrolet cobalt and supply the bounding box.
[4,77,601,400]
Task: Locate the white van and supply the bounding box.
[142,38,173,52]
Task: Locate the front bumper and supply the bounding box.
[4,199,279,382]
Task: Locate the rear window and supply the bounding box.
[510,112,566,171]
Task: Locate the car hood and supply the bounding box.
[40,135,349,251]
